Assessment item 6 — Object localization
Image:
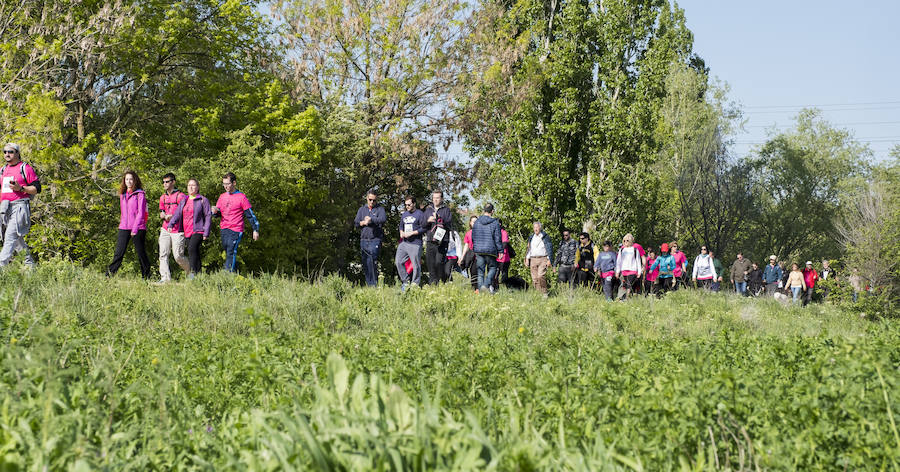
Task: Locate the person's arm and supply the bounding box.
[354,207,364,227]
[615,251,622,277]
[169,198,186,228]
[371,206,386,227]
[692,258,699,280]
[131,192,146,235]
[201,198,212,238]
[241,195,259,239]
[493,225,502,258]
[159,195,167,220]
[546,236,554,267]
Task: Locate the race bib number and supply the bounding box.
[1,176,13,194]
[404,222,414,233]
[433,226,446,242]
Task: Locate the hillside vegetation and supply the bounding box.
[1,262,898,470]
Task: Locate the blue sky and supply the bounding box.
[676,0,900,161]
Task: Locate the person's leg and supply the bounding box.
[171,232,190,275]
[11,235,35,268]
[602,276,613,300]
[438,245,450,283]
[408,244,422,285]
[395,243,410,284]
[107,230,132,276]
[221,229,242,272]
[0,220,18,266]
[425,243,438,285]
[133,230,151,279]
[852,291,858,303]
[158,229,172,281]
[469,259,478,289]
[485,258,498,292]
[361,239,379,287]
[187,234,203,275]
[803,287,813,307]
[537,258,549,293]
[475,254,488,290]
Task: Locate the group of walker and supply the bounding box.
[355,190,845,304]
[0,143,853,305]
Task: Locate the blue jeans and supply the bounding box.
[221,229,243,272]
[475,254,498,290]
[791,286,802,302]
[360,239,381,286]
[735,281,747,295]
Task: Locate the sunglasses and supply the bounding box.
[701,248,708,251]
[3,150,16,154]
[367,198,376,201]
[162,179,173,184]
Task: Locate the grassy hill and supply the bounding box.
[1,261,898,470]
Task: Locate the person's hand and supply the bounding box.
[159,211,167,220]
[428,215,436,223]
[524,258,530,268]
[210,206,219,214]
[203,236,208,241]
[165,214,172,221]
[9,180,22,192]
[252,230,259,241]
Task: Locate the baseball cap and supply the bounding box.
[806,261,813,266]
[660,243,669,252]
[769,255,777,261]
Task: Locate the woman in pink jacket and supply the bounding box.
[107,170,150,278]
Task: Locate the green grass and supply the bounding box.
[1,260,898,470]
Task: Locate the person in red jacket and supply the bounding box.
[802,261,819,307]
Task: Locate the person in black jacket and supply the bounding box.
[747,262,764,296]
[353,189,387,287]
[422,190,453,285]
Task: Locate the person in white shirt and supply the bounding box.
[692,245,718,290]
[614,233,643,299]
[524,221,554,295]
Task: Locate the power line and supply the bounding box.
[744,100,900,109]
[744,105,900,114]
[746,120,900,128]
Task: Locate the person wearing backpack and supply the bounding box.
[0,143,41,268]
[573,232,600,288]
[107,170,151,278]
[157,173,190,282]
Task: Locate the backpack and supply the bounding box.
[1,162,41,196]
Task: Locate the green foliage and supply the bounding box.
[457,0,697,245]
[2,262,899,469]
[748,109,870,262]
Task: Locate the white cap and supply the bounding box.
[806,261,813,265]
[3,143,20,153]
[769,255,777,260]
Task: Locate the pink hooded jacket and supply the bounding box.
[118,189,148,234]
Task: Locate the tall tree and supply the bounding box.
[748,109,869,262]
[274,0,471,274]
[656,63,752,258]
[456,0,697,244]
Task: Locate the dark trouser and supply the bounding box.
[766,282,779,296]
[360,239,381,287]
[108,229,150,278]
[444,257,459,280]
[643,279,655,296]
[426,242,449,285]
[221,228,243,272]
[188,233,204,274]
[803,287,814,306]
[673,274,686,291]
[574,269,593,287]
[468,263,478,289]
[656,277,674,296]
[696,278,712,290]
[557,264,575,287]
[492,260,510,290]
